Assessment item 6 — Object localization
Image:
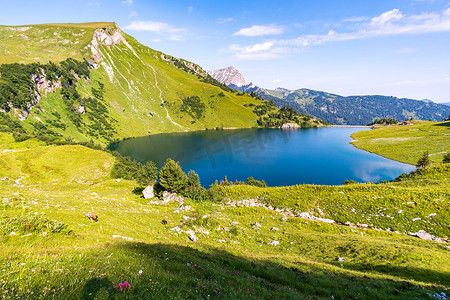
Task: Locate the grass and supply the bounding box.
[0,130,449,299]
[351,120,450,165]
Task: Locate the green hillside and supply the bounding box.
[352,120,450,165]
[0,23,322,146]
[0,130,449,299]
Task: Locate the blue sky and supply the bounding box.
[1,0,450,103]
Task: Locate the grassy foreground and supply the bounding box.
[1,130,449,299]
[351,120,450,165]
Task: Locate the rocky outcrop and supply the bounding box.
[208,66,249,87]
[409,230,445,243]
[162,191,184,204]
[281,123,300,129]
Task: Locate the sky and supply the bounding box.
[1,0,450,103]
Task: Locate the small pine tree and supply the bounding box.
[136,161,158,186]
[182,170,207,201]
[443,152,450,164]
[416,151,431,169]
[159,158,188,193]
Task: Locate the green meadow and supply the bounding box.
[1,128,449,299]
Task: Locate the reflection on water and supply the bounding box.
[109,128,415,187]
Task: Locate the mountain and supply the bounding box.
[0,23,291,145]
[208,66,450,125]
[442,102,450,106]
[259,89,450,125]
[207,66,260,92]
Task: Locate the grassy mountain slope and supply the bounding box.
[0,131,449,299]
[352,120,450,165]
[258,88,450,125]
[0,23,285,145]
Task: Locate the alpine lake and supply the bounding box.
[109,127,415,187]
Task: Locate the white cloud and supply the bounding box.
[122,0,132,6]
[88,1,100,7]
[217,17,233,24]
[125,21,186,41]
[233,25,284,37]
[188,6,194,15]
[129,11,137,18]
[343,16,369,23]
[227,8,450,60]
[272,79,281,83]
[288,8,450,47]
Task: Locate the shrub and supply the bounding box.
[111,154,157,186]
[245,177,267,187]
[443,153,450,164]
[182,170,208,201]
[416,151,431,169]
[344,179,357,185]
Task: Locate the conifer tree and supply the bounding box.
[159,158,188,193]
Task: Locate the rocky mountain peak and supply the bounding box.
[208,66,249,87]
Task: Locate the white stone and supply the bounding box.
[142,184,154,199]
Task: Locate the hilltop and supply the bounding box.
[0,23,324,146]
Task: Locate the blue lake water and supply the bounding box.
[108,127,415,187]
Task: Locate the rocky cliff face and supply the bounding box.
[208,66,262,93]
[208,66,248,87]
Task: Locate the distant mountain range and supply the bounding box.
[208,66,450,125]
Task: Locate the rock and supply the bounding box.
[162,191,184,204]
[412,218,422,222]
[142,184,155,199]
[88,60,99,69]
[161,220,167,225]
[281,123,300,129]
[409,230,443,243]
[10,232,16,236]
[338,257,345,262]
[186,229,197,242]
[268,241,279,246]
[112,235,133,241]
[270,227,279,231]
[427,213,437,218]
[251,222,261,229]
[77,106,85,114]
[298,212,335,224]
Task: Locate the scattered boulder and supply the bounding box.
[268,241,279,246]
[77,106,85,114]
[161,220,167,225]
[162,191,184,205]
[186,229,198,242]
[270,227,279,231]
[112,235,133,241]
[142,184,155,199]
[251,222,261,229]
[409,230,443,242]
[298,212,335,224]
[86,213,98,222]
